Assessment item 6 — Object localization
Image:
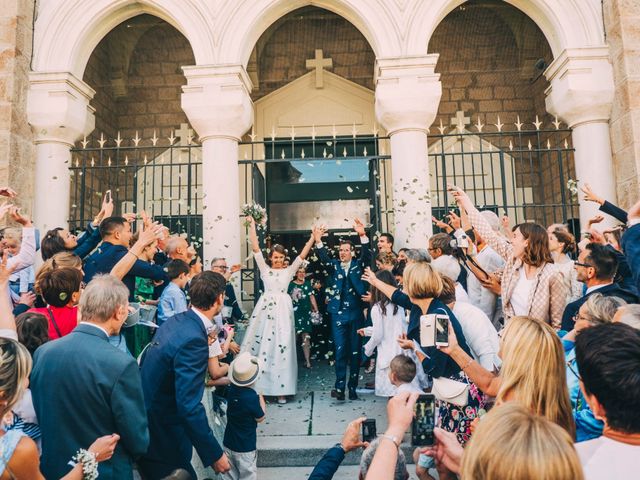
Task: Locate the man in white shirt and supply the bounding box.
[438,276,501,371]
[574,323,640,480]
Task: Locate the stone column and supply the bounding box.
[375,55,442,249]
[181,65,253,267]
[27,72,95,232]
[545,48,617,229]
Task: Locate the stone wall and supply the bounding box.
[0,0,34,217]
[252,6,375,100]
[430,3,575,226]
[604,0,640,209]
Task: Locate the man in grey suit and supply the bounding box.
[31,275,149,480]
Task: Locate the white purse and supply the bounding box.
[432,376,469,407]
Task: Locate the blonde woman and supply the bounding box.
[460,403,584,480]
[441,315,575,437]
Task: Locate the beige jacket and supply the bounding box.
[468,210,568,329]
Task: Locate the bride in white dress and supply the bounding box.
[241,217,315,403]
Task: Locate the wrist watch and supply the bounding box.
[334,442,347,453]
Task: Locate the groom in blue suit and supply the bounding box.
[315,219,371,400]
[139,271,231,479]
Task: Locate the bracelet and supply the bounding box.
[71,449,98,480]
[128,251,139,260]
[461,358,474,371]
[380,434,400,449]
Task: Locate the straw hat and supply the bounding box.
[228,352,262,387]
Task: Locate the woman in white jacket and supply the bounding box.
[359,270,408,397]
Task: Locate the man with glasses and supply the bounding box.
[561,243,638,331]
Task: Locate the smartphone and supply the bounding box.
[105,190,112,203]
[435,315,449,347]
[362,418,377,443]
[412,394,436,446]
[420,314,436,347]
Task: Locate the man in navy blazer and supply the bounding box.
[83,216,168,299]
[31,275,149,480]
[139,271,231,479]
[562,242,638,330]
[621,200,640,295]
[315,219,371,400]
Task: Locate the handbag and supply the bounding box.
[432,376,469,407]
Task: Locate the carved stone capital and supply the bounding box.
[181,64,254,141]
[27,72,96,145]
[374,55,442,135]
[545,47,615,128]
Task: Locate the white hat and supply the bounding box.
[228,352,262,387]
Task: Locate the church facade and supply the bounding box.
[1,0,638,268]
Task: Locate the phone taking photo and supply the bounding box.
[420,314,436,347]
[362,418,377,443]
[435,315,449,347]
[412,394,436,446]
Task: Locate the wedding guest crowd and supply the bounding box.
[0,175,639,480]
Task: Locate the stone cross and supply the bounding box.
[175,123,194,145]
[450,111,471,132]
[306,49,333,88]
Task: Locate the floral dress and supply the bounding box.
[288,280,314,334]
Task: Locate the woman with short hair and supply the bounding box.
[363,262,487,445]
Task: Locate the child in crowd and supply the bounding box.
[156,259,190,325]
[2,228,35,299]
[28,267,83,339]
[223,352,266,480]
[389,355,423,395]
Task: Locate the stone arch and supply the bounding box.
[32,0,214,77]
[406,0,605,58]
[216,0,403,66]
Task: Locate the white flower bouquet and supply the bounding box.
[242,203,268,230]
[566,179,579,199]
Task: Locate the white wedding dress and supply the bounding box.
[241,251,300,396]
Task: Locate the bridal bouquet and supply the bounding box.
[242,203,268,230]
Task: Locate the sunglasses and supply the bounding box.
[566,359,582,381]
[574,262,593,268]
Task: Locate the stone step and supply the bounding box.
[257,434,416,468]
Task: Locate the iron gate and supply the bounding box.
[69,118,577,300]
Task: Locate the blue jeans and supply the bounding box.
[331,309,363,391]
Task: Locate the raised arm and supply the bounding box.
[0,252,17,334]
[582,183,628,223]
[297,229,316,261]
[361,267,397,300]
[449,185,513,261]
[439,324,500,396]
[5,207,36,273]
[313,225,333,267]
[246,216,260,253]
[110,223,164,280]
[353,218,371,266]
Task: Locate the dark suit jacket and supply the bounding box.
[139,309,223,476]
[225,282,244,322]
[316,241,372,315]
[561,283,639,331]
[622,224,640,295]
[309,446,345,480]
[73,222,102,259]
[31,323,149,480]
[600,200,628,224]
[83,241,168,299]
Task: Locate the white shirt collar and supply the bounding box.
[586,283,612,295]
[81,322,110,338]
[192,307,215,333]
